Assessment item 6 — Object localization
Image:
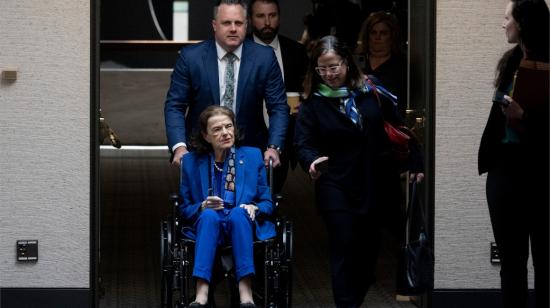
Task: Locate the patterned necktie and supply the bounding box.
[222,53,237,110]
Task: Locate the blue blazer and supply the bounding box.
[164,39,289,152]
[179,146,276,241]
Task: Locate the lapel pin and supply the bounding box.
[239,160,244,165]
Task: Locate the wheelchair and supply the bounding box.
[160,160,293,308]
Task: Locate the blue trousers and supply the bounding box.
[193,207,255,283]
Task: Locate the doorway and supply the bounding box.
[93,0,435,307]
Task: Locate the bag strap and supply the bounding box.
[405,180,429,244]
[365,76,382,107]
[366,76,405,130]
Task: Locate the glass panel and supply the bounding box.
[173,1,189,41]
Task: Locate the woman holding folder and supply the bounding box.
[478,1,549,307]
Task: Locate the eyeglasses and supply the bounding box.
[315,61,345,76]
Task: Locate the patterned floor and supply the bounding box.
[98,149,419,308]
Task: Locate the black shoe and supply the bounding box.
[239,303,256,308]
[188,301,208,308]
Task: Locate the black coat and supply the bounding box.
[478,83,549,175]
[363,54,407,117]
[294,91,399,214]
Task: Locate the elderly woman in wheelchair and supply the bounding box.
[178,106,275,308]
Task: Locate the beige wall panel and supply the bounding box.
[0,0,90,287]
[434,0,537,289]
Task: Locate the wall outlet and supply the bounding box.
[17,240,38,262]
[490,242,500,264]
[2,68,18,81]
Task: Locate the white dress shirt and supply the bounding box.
[253,34,284,81]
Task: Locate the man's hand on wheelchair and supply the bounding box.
[264,148,281,167]
[171,146,189,168]
[240,204,259,221]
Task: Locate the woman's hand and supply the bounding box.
[309,156,329,180]
[502,95,524,128]
[409,172,425,183]
[201,196,224,211]
[240,204,259,221]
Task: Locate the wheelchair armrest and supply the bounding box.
[168,193,181,230]
[273,194,283,203]
[169,193,179,206]
[271,194,284,213]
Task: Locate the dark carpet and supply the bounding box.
[98,149,417,308]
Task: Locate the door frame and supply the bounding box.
[91,0,100,305]
[89,0,437,306]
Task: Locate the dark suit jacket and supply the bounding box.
[164,39,289,152]
[179,146,276,241]
[276,35,309,170]
[246,34,308,92]
[278,35,308,92]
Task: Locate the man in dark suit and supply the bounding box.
[164,0,289,168]
[248,0,308,192]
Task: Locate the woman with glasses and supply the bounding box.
[294,35,423,308]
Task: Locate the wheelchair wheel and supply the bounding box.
[280,220,293,308]
[263,219,293,308]
[161,220,174,307]
[178,239,195,307]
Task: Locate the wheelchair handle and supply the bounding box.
[268,158,274,194]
